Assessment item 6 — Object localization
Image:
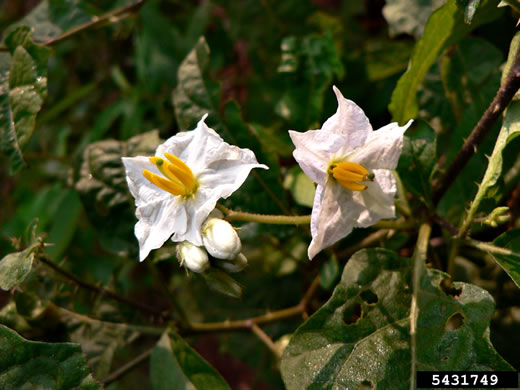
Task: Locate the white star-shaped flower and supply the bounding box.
[289,86,412,259]
[122,115,268,261]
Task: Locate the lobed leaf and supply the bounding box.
[281,248,512,389]
[0,325,102,389]
[0,26,51,173]
[150,330,230,390]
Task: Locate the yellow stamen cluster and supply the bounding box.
[143,153,197,196]
[330,161,374,191]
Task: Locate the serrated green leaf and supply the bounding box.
[150,331,230,390]
[382,0,445,39]
[389,0,501,125]
[281,248,512,389]
[456,0,482,23]
[202,269,242,298]
[0,26,51,173]
[0,244,38,290]
[396,120,436,204]
[489,230,520,288]
[0,325,102,389]
[172,36,214,131]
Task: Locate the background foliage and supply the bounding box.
[1,0,520,389]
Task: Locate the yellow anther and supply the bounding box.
[143,154,198,196]
[163,153,197,191]
[330,161,373,192]
[143,169,186,196]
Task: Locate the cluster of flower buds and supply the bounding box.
[176,210,248,273]
[483,206,510,228]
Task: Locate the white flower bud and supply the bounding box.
[176,241,209,273]
[202,218,241,260]
[214,253,248,273]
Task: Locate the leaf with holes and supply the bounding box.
[150,330,230,390]
[388,0,502,125]
[0,324,102,389]
[0,26,51,173]
[172,36,216,131]
[489,230,520,288]
[280,248,512,389]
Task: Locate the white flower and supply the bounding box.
[122,115,268,261]
[289,86,412,259]
[202,217,241,260]
[176,241,209,273]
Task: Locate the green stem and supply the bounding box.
[463,239,519,257]
[216,204,416,229]
[410,223,432,390]
[217,204,310,225]
[101,345,155,385]
[394,172,412,218]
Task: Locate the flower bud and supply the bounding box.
[214,253,248,273]
[176,241,209,273]
[202,218,241,260]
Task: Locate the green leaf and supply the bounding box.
[0,244,38,290]
[0,324,102,389]
[490,230,520,288]
[388,0,501,125]
[382,0,445,39]
[283,166,316,208]
[76,130,161,213]
[172,36,215,131]
[150,331,230,390]
[0,26,51,173]
[276,31,344,128]
[281,248,512,389]
[459,100,520,233]
[202,269,242,298]
[456,0,482,23]
[45,189,83,260]
[319,254,340,290]
[502,31,520,101]
[396,120,436,204]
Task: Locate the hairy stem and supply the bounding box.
[432,47,520,205]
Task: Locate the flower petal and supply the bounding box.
[308,180,365,259]
[347,120,412,170]
[354,169,396,227]
[322,86,372,151]
[289,129,344,185]
[122,156,170,207]
[134,197,187,261]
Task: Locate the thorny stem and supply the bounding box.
[432,46,520,205]
[38,255,166,318]
[0,1,147,51]
[410,223,432,390]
